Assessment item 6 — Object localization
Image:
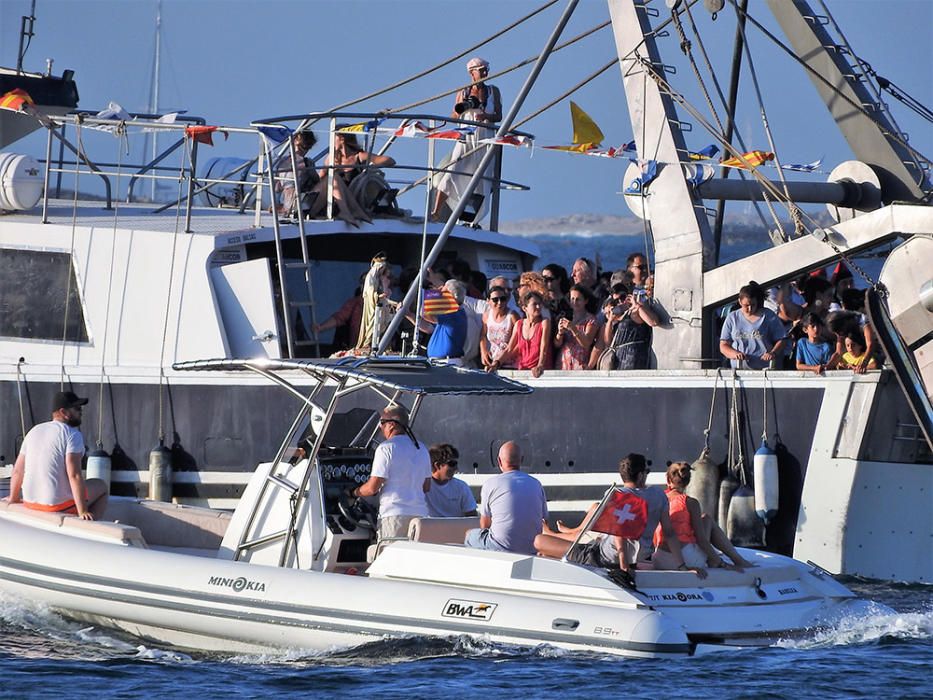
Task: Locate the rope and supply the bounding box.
[97,122,127,447]
[513,58,616,130]
[156,134,189,444]
[60,118,84,388]
[15,359,26,437]
[702,367,722,456]
[730,370,746,486]
[761,369,769,442]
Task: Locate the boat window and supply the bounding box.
[0,249,89,342]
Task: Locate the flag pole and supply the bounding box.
[561,482,618,563]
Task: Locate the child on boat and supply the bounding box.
[651,462,754,572]
[795,312,834,374]
[839,332,878,371]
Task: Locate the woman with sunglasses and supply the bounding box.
[480,285,518,372]
[554,284,598,371]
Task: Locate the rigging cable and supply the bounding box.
[96,122,128,448]
[59,116,84,389]
[724,0,931,180]
[734,12,800,239]
[156,134,189,446]
[387,20,611,115]
[680,0,772,238]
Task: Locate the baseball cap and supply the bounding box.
[466,57,489,71]
[52,391,88,412]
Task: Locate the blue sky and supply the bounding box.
[2,0,930,225]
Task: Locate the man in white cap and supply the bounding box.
[454,57,502,124]
[7,391,109,520]
[431,57,503,221]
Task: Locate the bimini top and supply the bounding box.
[172,356,533,396]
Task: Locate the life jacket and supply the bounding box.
[654,488,697,547]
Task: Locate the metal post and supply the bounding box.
[378,0,582,354]
[42,124,54,223]
[561,484,617,563]
[263,138,295,358]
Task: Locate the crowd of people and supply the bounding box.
[315,251,880,375]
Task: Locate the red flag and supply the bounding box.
[422,288,459,317]
[590,490,648,539]
[0,88,35,112]
[185,125,227,146]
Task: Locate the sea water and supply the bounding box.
[0,579,929,699]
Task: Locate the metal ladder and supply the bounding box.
[263,139,321,359]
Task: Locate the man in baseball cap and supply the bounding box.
[7,390,108,520]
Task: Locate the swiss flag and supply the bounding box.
[590,489,648,539]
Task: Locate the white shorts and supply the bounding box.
[652,542,708,569]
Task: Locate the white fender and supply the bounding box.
[753,438,779,524]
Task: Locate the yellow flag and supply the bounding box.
[570,101,604,146]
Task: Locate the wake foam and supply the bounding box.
[778,600,933,650]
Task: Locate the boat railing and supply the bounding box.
[35,110,531,235]
[252,111,534,231]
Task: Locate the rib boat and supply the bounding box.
[0,0,930,584]
[0,358,880,657]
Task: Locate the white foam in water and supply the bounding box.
[0,591,193,661]
[778,600,933,650]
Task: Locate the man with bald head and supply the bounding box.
[352,404,431,542]
[464,441,548,555]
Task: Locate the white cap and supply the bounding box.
[466,57,489,71]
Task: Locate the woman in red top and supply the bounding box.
[653,462,753,571]
[493,291,551,377]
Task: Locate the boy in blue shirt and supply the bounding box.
[796,312,834,374]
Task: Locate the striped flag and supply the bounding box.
[394,121,429,138]
[422,288,459,317]
[477,133,533,148]
[720,150,774,169]
[338,118,384,133]
[426,126,475,140]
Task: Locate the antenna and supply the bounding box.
[16,0,37,74]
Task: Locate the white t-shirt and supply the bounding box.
[371,434,431,518]
[19,420,85,507]
[425,477,477,517]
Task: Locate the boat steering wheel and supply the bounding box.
[338,489,379,531]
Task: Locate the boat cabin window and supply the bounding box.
[0,249,88,342]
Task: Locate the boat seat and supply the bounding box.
[104,497,231,549]
[61,518,148,548]
[635,563,802,588]
[407,516,480,545]
[1,502,147,547]
[1,501,68,526]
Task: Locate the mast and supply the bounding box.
[607,0,714,369]
[146,0,163,201]
[765,0,927,203]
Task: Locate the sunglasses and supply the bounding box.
[379,418,398,426]
[542,275,556,282]
[631,264,648,271]
[490,296,508,303]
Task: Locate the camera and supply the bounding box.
[633,289,648,304]
[611,305,625,317]
[454,95,481,115]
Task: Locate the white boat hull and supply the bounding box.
[0,509,867,658]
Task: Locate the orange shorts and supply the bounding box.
[24,489,87,515]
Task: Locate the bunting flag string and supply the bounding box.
[719,149,775,169]
[84,102,182,134]
[185,125,228,146]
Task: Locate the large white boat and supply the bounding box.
[0,358,880,657]
[0,0,930,584]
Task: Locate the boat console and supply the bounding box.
[317,447,377,569]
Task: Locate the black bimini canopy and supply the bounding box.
[172,356,533,396]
